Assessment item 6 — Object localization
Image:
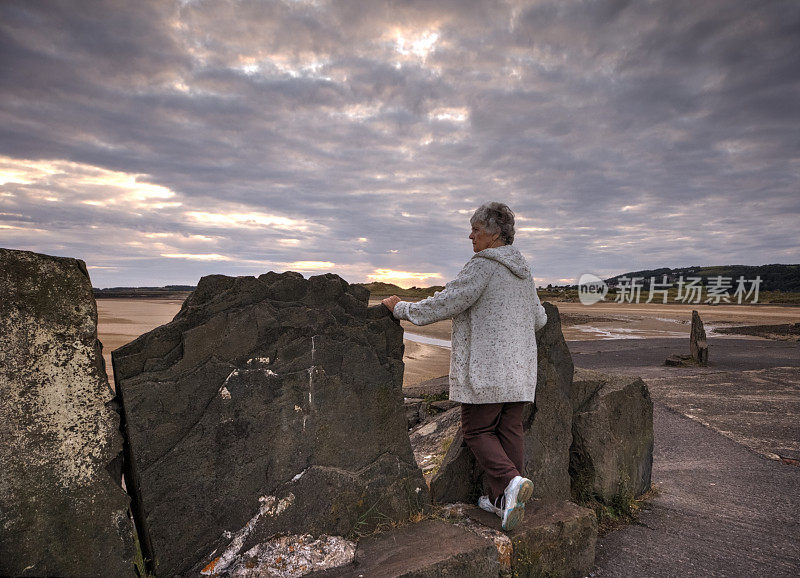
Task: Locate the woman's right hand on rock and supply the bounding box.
[381,295,401,313]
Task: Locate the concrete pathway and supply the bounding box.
[569,336,800,576]
[591,398,800,577]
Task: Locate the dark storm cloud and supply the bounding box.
[0,0,798,287]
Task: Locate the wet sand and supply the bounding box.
[558,301,800,341]
[401,340,452,387]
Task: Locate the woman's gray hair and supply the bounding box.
[470,202,515,245]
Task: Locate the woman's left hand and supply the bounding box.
[381,295,401,312]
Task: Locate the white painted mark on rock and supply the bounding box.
[222,369,239,386]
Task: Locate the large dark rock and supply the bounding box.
[570,368,654,503]
[113,272,429,576]
[430,302,573,504]
[0,248,135,577]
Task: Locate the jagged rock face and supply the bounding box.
[430,302,573,504]
[570,368,654,503]
[0,248,135,577]
[113,272,429,576]
[522,302,574,500]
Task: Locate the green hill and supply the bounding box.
[605,264,800,292]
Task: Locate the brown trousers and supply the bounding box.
[461,401,526,504]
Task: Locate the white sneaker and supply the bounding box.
[478,495,502,517]
[501,476,534,531]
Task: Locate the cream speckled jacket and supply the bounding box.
[393,245,547,404]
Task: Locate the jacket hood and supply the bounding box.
[472,245,531,279]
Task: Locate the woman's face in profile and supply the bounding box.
[469,223,497,253]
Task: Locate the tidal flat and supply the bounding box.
[98,297,800,387]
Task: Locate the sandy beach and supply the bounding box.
[96,299,185,385]
[98,297,800,387]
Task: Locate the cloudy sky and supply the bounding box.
[1,0,798,288]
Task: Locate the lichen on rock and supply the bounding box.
[0,248,135,577]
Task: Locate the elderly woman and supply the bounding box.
[382,202,547,531]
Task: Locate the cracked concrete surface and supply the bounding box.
[571,337,800,576]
